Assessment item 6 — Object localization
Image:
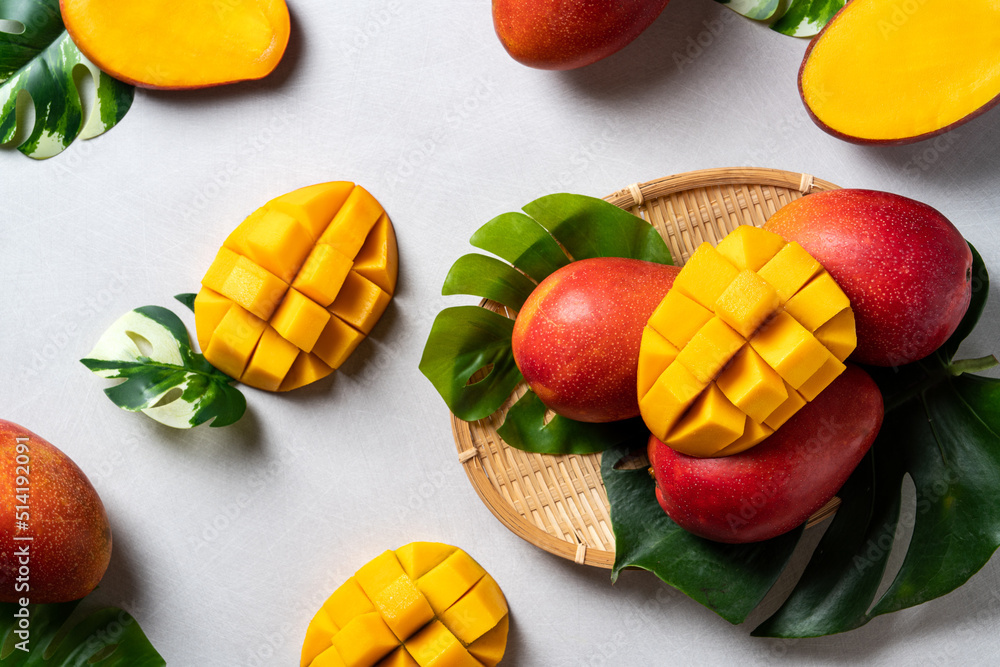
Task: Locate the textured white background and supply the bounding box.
[4,0,1000,664]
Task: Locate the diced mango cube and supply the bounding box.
[714,417,773,457]
[763,382,807,430]
[376,648,419,667]
[302,608,339,667]
[438,575,508,646]
[798,349,846,401]
[229,208,314,283]
[193,287,232,353]
[204,305,266,379]
[201,246,240,294]
[674,317,744,384]
[664,384,746,457]
[750,311,829,389]
[241,325,301,392]
[784,271,852,332]
[293,244,355,307]
[467,615,508,667]
[404,621,479,667]
[330,272,392,335]
[269,181,356,240]
[637,327,679,400]
[279,352,334,392]
[672,242,740,309]
[271,288,332,353]
[311,646,349,667]
[396,543,457,580]
[324,577,375,629]
[815,308,857,362]
[313,316,366,370]
[417,550,486,614]
[355,552,435,641]
[715,225,787,271]
[202,248,288,320]
[757,241,821,302]
[331,612,399,667]
[320,186,385,259]
[714,269,780,338]
[354,214,399,295]
[646,289,713,348]
[715,346,788,425]
[638,362,707,441]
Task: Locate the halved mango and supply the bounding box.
[60,0,291,89]
[638,226,855,457]
[195,182,397,391]
[799,0,1000,144]
[301,543,508,667]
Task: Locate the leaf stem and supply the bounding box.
[948,355,999,377]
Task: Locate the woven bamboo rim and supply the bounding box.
[452,167,843,568]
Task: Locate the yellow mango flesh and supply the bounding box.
[638,227,856,457]
[800,0,1000,142]
[195,182,397,391]
[301,543,508,667]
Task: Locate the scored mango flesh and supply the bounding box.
[638,225,856,457]
[301,542,508,667]
[194,182,398,391]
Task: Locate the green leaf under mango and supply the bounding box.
[713,0,781,22]
[81,305,246,428]
[0,599,164,666]
[713,0,845,37]
[0,0,133,159]
[419,193,672,451]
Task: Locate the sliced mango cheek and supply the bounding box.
[638,225,855,457]
[301,543,508,667]
[195,182,398,391]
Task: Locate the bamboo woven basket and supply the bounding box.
[452,167,843,568]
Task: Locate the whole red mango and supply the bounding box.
[512,257,679,423]
[765,189,972,367]
[648,365,883,544]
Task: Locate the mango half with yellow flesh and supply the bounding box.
[301,542,508,667]
[638,225,856,458]
[195,182,397,392]
[799,0,1000,144]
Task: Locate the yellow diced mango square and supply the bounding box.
[201,246,241,295]
[193,287,232,353]
[375,648,419,667]
[417,549,486,615]
[763,382,807,430]
[269,181,356,240]
[467,615,508,667]
[674,317,744,384]
[204,305,266,379]
[320,186,385,259]
[241,325,301,392]
[279,352,334,392]
[355,552,435,641]
[673,242,740,309]
[323,577,375,629]
[783,270,852,332]
[714,269,780,338]
[798,349,847,401]
[713,417,773,457]
[664,384,746,457]
[814,307,857,362]
[438,575,508,646]
[240,209,315,283]
[715,346,788,425]
[647,289,713,348]
[310,645,349,667]
[313,315,365,370]
[637,326,680,400]
[204,250,288,321]
[404,621,479,667]
[715,225,787,271]
[396,543,456,581]
[330,271,392,335]
[272,288,332,353]
[301,608,339,667]
[292,244,354,308]
[354,214,398,296]
[638,362,707,441]
[331,612,399,667]
[750,311,829,389]
[757,241,822,302]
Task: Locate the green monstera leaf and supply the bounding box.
[81,304,247,429]
[714,0,846,37]
[419,193,672,453]
[0,599,164,666]
[1,0,133,159]
[606,243,1000,634]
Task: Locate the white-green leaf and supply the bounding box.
[771,0,846,37]
[1,0,133,159]
[713,0,781,21]
[81,306,246,429]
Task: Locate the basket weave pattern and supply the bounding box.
[452,168,841,568]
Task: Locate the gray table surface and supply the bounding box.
[4,0,1000,664]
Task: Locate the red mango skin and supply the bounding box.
[648,365,883,544]
[0,420,112,603]
[765,190,972,367]
[492,0,671,70]
[512,257,680,423]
